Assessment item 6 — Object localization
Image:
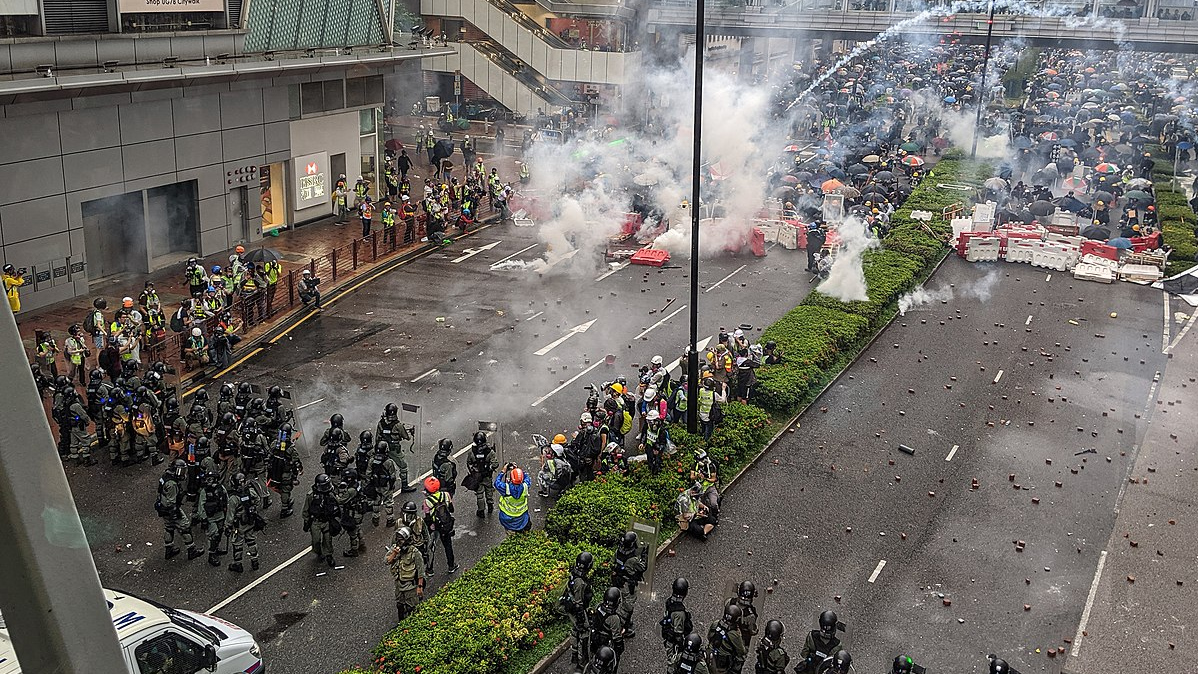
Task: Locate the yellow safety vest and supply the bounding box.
[698,388,714,415]
[497,479,527,518]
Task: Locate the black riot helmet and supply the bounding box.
[243,418,259,435]
[402,501,418,517]
[237,382,252,396]
[819,610,838,638]
[248,397,265,415]
[202,471,221,487]
[314,473,333,493]
[268,385,282,398]
[164,396,179,415]
[231,472,247,490]
[169,458,187,479]
[330,413,344,428]
[395,526,413,546]
[360,430,374,445]
[280,422,293,436]
[195,436,212,452]
[574,551,594,575]
[473,431,487,446]
[602,587,622,609]
[384,403,399,420]
[437,438,453,454]
[341,467,359,482]
[90,369,106,384]
[375,440,390,456]
[220,383,234,399]
[738,580,758,600]
[592,646,616,671]
[989,657,1010,674]
[619,531,638,553]
[723,602,742,626]
[892,655,914,674]
[831,650,852,672]
[221,412,236,426]
[763,619,784,645]
[672,577,690,599]
[683,633,703,655]
[194,388,210,404]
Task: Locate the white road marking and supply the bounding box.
[1069,550,1108,658]
[1046,274,1052,282]
[704,265,747,294]
[1163,293,1171,353]
[534,319,597,356]
[451,240,502,263]
[634,304,687,340]
[945,444,959,462]
[295,397,325,410]
[867,559,887,583]
[666,337,714,375]
[206,547,314,614]
[595,261,629,282]
[532,359,605,407]
[411,368,438,383]
[1025,315,1033,325]
[491,243,538,266]
[540,249,580,272]
[992,369,1004,384]
[1165,307,1197,354]
[525,311,544,321]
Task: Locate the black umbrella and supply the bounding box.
[1029,200,1055,217]
[433,139,455,161]
[874,170,896,183]
[242,247,283,264]
[1081,225,1109,240]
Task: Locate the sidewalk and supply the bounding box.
[17,129,525,380]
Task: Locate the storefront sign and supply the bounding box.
[118,0,225,12]
[293,152,329,210]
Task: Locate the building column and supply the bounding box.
[738,36,757,81]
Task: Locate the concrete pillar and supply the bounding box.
[738,37,757,81]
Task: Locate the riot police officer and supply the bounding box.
[466,431,498,517]
[377,403,415,492]
[355,430,375,476]
[583,645,618,674]
[227,472,263,572]
[320,426,350,476]
[826,650,852,673]
[368,441,399,527]
[670,634,709,674]
[196,470,229,566]
[386,526,426,622]
[709,603,747,674]
[233,382,253,420]
[754,620,789,674]
[610,531,647,638]
[559,551,595,672]
[303,473,341,567]
[725,580,759,656]
[661,577,693,664]
[240,418,271,510]
[987,655,1010,674]
[891,655,914,674]
[217,383,236,417]
[156,459,201,560]
[337,467,367,556]
[589,588,626,664]
[797,611,842,672]
[268,423,303,517]
[432,438,458,497]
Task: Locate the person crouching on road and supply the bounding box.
[495,464,531,533]
[676,482,716,540]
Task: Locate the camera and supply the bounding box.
[17,267,27,276]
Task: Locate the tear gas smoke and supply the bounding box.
[817,217,879,302]
[897,269,1001,315]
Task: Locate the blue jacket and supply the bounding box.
[494,472,531,531]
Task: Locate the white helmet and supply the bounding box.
[580,412,593,424]
[646,409,661,421]
[302,269,312,276]
[191,327,202,337]
[651,355,663,366]
[550,443,565,457]
[734,329,745,338]
[643,388,657,402]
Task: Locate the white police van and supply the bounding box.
[0,589,264,673]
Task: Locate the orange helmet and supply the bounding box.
[423,476,441,493]
[510,467,525,483]
[235,245,245,254]
[553,434,568,445]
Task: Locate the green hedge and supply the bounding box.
[342,160,984,674]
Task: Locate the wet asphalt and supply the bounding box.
[542,256,1179,674]
[67,222,811,674]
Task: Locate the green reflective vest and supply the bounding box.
[497,480,528,518]
[698,388,714,415]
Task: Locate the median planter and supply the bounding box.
[342,159,988,674]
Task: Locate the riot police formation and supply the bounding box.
[610,531,648,638]
[660,577,694,665]
[465,431,498,517]
[558,551,595,672]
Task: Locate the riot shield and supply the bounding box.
[628,517,660,600]
[401,402,422,454]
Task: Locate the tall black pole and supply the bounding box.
[686,0,706,434]
[971,0,996,159]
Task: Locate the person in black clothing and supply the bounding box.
[806,225,827,273]
[397,150,412,181]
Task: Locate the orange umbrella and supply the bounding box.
[821,178,844,194]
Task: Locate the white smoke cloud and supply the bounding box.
[817,217,879,302]
[898,268,1001,315]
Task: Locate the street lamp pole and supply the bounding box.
[686,0,706,434]
[971,0,996,159]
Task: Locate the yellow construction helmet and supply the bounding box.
[610,383,624,395]
[553,434,568,445]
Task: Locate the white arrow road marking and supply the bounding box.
[666,336,714,375]
[451,240,502,263]
[539,249,580,271]
[596,261,629,282]
[704,265,747,293]
[635,304,686,340]
[534,319,597,356]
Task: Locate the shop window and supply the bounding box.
[322,80,345,111]
[301,82,324,114]
[346,78,367,108]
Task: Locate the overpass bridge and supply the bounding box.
[645,0,1198,53]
